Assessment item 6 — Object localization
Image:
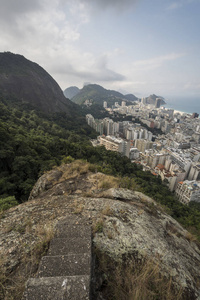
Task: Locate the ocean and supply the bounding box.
[164,97,200,115]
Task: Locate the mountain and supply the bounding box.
[124,93,138,101]
[70,84,138,107]
[0,52,98,201]
[0,52,76,114]
[144,94,166,106]
[63,86,80,99]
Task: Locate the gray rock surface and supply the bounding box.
[1,163,200,299]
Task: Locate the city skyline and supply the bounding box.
[0,0,200,100]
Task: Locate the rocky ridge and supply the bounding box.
[1,161,200,299]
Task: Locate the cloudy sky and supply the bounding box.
[0,0,200,99]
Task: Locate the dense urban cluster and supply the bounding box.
[86,99,200,205]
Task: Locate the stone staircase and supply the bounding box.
[23,216,92,300]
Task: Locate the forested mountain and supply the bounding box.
[124,93,139,101]
[0,52,77,114]
[70,83,138,107]
[0,52,97,201]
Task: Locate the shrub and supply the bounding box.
[0,196,18,211]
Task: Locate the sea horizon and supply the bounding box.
[163,96,199,115]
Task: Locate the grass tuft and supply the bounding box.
[95,251,184,300]
[0,222,55,300]
[93,218,104,234]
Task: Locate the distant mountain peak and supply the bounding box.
[69,83,138,107]
[63,86,80,99]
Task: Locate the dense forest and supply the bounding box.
[1,96,200,240]
[0,96,96,202]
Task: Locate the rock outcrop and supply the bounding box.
[0,161,200,299]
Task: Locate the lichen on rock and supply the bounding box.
[1,162,200,299]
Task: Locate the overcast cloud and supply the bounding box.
[0,0,200,98]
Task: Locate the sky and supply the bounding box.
[0,0,200,100]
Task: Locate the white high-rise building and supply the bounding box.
[103,101,107,108]
[86,114,95,127]
[188,163,200,181]
[155,98,162,108]
[141,97,147,105]
[175,181,200,204]
[99,136,130,157]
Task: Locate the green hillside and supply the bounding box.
[0,96,96,201]
[71,84,138,107]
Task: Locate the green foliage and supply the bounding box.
[71,83,137,107]
[0,196,18,211]
[81,103,110,119]
[93,219,104,233]
[0,96,96,202]
[62,155,75,164]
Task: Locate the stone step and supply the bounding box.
[37,253,91,277]
[57,215,90,226]
[55,224,91,239]
[23,275,90,300]
[48,237,91,256]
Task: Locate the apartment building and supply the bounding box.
[99,135,130,157]
[175,180,200,204]
[135,139,154,153]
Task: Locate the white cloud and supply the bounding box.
[166,2,183,10]
[0,0,41,18]
[0,0,128,90]
[132,53,185,71]
[49,51,125,86]
[183,82,200,91]
[71,0,138,11]
[0,0,199,97]
[166,0,200,10]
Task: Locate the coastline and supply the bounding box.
[174,109,190,115]
[162,106,189,115]
[164,97,199,115]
